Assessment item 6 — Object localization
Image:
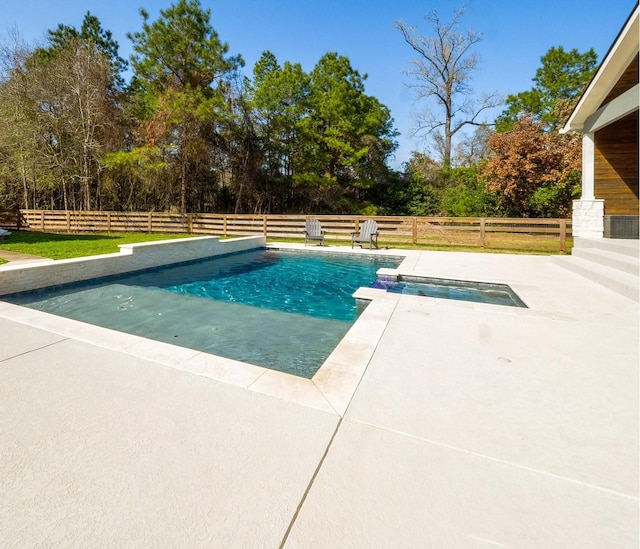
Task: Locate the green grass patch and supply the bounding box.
[268,237,571,255]
[0,230,570,263]
[0,230,194,260]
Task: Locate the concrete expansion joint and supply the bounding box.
[0,337,69,363]
[279,417,344,548]
[351,418,639,502]
[315,384,341,416]
[247,368,270,390]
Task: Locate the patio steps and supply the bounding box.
[553,238,639,301]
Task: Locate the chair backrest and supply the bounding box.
[360,219,378,238]
[306,218,322,236]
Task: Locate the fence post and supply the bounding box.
[41,211,45,231]
[263,215,268,236]
[187,213,193,233]
[107,211,111,232]
[147,212,152,233]
[559,219,567,252]
[412,217,417,245]
[66,210,71,232]
[480,218,486,247]
[223,215,227,236]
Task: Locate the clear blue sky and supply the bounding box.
[2,0,635,167]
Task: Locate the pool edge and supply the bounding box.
[0,243,413,417]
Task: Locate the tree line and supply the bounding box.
[0,1,598,218]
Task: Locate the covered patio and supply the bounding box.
[563,3,639,239]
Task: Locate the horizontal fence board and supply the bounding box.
[18,210,573,252]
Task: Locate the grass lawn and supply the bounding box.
[0,231,195,262]
[0,230,570,266]
[269,237,571,255]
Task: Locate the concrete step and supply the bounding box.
[573,237,639,258]
[571,247,639,275]
[553,256,639,301]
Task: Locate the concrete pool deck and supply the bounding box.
[0,245,638,547]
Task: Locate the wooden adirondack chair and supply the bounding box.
[351,219,379,249]
[304,218,325,246]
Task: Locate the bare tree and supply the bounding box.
[396,7,501,167]
[453,125,492,167]
[0,19,125,211]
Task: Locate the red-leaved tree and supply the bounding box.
[481,115,581,217]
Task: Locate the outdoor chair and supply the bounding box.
[304,218,325,246]
[351,219,379,249]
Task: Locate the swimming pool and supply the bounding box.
[6,249,401,378]
[372,275,527,308]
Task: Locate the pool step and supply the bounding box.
[552,238,639,301]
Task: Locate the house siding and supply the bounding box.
[594,111,639,215]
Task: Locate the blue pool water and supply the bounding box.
[6,249,401,378]
[373,275,526,308]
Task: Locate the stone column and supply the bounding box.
[572,199,604,238]
[571,132,604,238]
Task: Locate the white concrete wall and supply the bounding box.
[572,199,604,238]
[0,236,265,296]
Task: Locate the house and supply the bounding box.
[562,2,639,239]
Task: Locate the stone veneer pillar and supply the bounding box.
[572,198,604,238]
[571,132,604,238]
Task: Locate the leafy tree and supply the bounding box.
[481,116,581,217]
[440,166,499,217]
[127,0,243,215]
[101,147,169,210]
[496,46,598,131]
[404,179,440,216]
[2,4,402,215]
[303,52,397,211]
[223,79,263,214]
[397,152,445,216]
[44,12,127,89]
[249,51,311,211]
[128,0,241,92]
[388,153,499,217]
[396,7,500,167]
[250,51,396,213]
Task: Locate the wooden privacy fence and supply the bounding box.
[0,209,24,230]
[19,210,572,252]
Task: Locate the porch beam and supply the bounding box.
[583,84,639,134]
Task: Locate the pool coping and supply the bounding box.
[0,241,538,416]
[0,241,412,415]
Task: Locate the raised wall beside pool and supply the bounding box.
[0,236,266,296]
